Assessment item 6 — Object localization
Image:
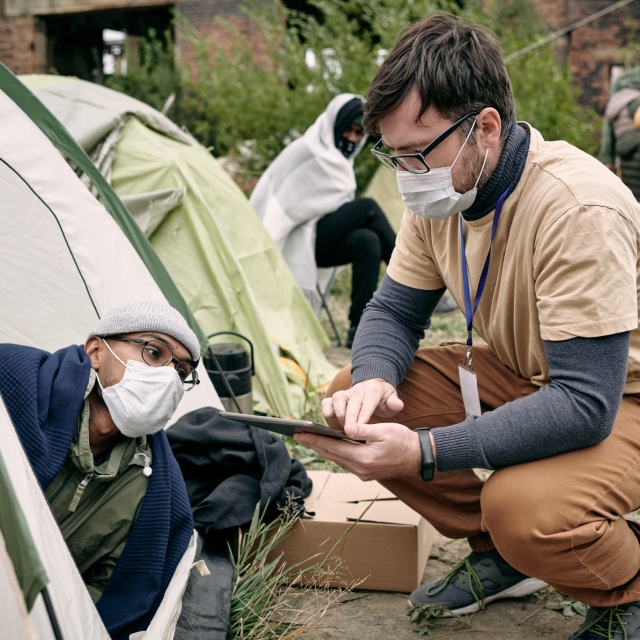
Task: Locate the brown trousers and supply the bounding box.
[326,343,640,606]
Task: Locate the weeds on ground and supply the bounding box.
[545,599,588,617]
[532,587,588,618]
[320,265,474,348]
[407,605,475,637]
[508,587,588,627]
[227,498,366,639]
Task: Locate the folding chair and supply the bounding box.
[316,266,343,346]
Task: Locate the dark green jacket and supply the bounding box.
[45,370,152,603]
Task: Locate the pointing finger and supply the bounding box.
[322,396,337,421]
[344,384,366,429]
[331,389,351,425]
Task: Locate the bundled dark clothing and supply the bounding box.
[168,407,312,640]
[0,343,193,640]
[167,407,312,534]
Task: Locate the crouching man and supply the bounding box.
[0,301,198,639]
[294,13,640,640]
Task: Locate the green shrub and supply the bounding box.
[105,29,191,122]
[179,0,456,190]
[470,0,600,155]
[108,0,600,188]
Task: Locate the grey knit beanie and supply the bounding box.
[89,300,201,361]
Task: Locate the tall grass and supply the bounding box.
[227,499,367,639]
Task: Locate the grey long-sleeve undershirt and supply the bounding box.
[351,274,630,471]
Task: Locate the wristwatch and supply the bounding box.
[416,428,435,482]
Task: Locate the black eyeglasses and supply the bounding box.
[108,337,199,390]
[371,112,479,174]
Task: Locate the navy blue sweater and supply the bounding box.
[0,344,193,639]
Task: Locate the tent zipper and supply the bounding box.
[68,471,96,512]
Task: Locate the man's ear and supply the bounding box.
[476,107,502,151]
[84,336,102,371]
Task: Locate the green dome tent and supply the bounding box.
[362,164,406,233]
[19,75,337,418]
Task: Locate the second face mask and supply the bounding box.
[97,339,184,438]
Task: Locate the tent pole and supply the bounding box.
[317,284,341,347]
[41,585,64,640]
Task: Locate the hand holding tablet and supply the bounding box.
[219,412,366,442]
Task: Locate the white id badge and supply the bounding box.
[458,362,482,417]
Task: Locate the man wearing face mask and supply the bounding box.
[0,300,198,639]
[250,94,396,348]
[293,14,640,640]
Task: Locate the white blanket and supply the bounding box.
[250,94,367,307]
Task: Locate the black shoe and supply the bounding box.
[345,326,357,349]
[408,551,547,616]
[569,601,640,639]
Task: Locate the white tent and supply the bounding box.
[0,68,221,637]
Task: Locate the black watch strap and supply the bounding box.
[416,428,435,482]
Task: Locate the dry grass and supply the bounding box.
[227,499,367,640]
[319,265,472,348]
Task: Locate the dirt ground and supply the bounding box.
[316,532,584,639]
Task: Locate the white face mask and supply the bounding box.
[396,119,488,220]
[96,339,184,438]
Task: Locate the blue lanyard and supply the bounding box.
[460,184,511,366]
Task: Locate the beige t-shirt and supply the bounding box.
[387,124,640,392]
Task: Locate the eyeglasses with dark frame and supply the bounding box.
[371,112,479,174]
[107,336,200,390]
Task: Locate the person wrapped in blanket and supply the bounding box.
[250,94,397,348]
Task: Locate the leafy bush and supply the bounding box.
[106,29,192,122]
[179,0,457,189]
[108,0,600,189]
[471,0,600,155]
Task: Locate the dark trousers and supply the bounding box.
[315,198,396,327]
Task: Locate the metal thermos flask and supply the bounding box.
[204,332,254,414]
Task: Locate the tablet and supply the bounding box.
[219,412,365,442]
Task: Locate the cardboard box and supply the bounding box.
[271,470,436,593]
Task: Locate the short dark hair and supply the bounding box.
[363,13,515,141]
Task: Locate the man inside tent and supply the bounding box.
[250,94,397,348]
[0,301,196,638]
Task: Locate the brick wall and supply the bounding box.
[531,0,640,114]
[175,0,271,76]
[0,0,270,78]
[0,0,37,75]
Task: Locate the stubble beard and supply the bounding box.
[100,353,124,391]
[452,142,492,195]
